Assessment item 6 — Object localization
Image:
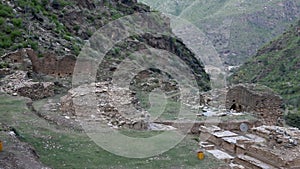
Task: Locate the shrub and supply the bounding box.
[0,62,9,68]
[0,37,12,48]
[11,30,22,40]
[73,25,80,32]
[12,18,23,27]
[0,4,13,17]
[29,41,38,50]
[0,17,5,25]
[285,112,300,129]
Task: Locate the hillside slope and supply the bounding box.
[139,0,300,65]
[0,0,210,90]
[230,22,300,107]
[229,21,300,115]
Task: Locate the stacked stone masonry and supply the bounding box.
[226,84,283,126]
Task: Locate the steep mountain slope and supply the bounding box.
[229,21,300,107]
[0,0,210,90]
[0,0,149,57]
[229,21,300,120]
[139,0,300,65]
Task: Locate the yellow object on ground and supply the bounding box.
[197,151,204,160]
[0,140,2,152]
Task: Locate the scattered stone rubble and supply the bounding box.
[199,125,300,169]
[0,71,55,100]
[60,81,150,130]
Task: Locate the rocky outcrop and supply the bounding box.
[226,84,283,125]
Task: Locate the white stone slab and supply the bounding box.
[207,149,234,160]
[246,134,266,143]
[213,130,238,138]
[222,136,251,144]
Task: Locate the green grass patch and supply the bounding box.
[0,93,224,168]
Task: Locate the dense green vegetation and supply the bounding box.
[229,21,300,128]
[0,0,130,56]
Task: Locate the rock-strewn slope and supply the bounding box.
[0,0,210,91]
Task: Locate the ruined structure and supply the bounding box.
[1,48,76,77]
[226,84,283,125]
[199,125,300,169]
[60,81,149,130]
[0,71,55,100]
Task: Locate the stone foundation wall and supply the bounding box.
[16,82,55,100]
[1,48,76,77]
[60,82,149,130]
[26,50,76,77]
[226,84,283,125]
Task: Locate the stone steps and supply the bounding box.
[235,155,277,169]
[207,149,234,163]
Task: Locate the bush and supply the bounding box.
[23,40,38,50]
[11,30,22,40]
[0,37,12,48]
[285,112,300,129]
[0,62,9,69]
[29,41,38,50]
[11,18,22,27]
[0,17,5,25]
[0,4,13,17]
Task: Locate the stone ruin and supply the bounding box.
[1,48,76,77]
[60,81,149,130]
[0,71,55,100]
[199,125,300,169]
[226,84,283,126]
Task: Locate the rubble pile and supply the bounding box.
[0,71,55,100]
[253,125,299,148]
[60,82,150,130]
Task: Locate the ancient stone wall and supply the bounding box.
[1,48,76,77]
[27,50,76,77]
[226,84,283,125]
[2,49,32,71]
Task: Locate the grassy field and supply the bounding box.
[0,93,225,169]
